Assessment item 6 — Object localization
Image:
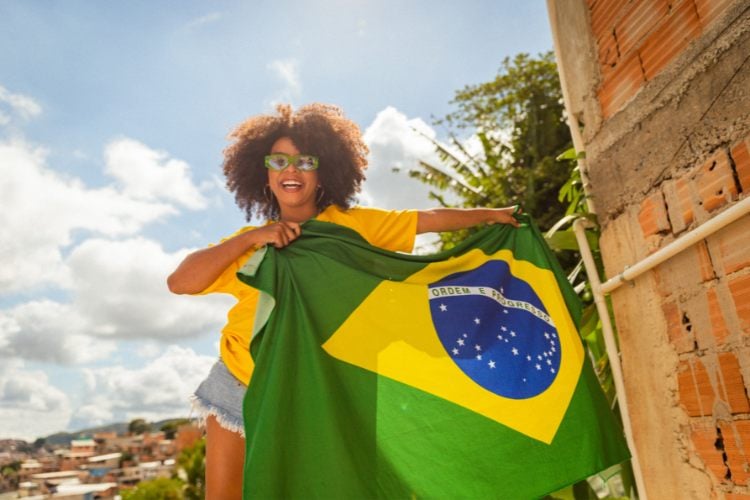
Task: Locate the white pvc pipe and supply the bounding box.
[601,196,750,294]
[573,219,648,500]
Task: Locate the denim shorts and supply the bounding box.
[191,358,247,436]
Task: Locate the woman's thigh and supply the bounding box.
[192,359,248,499]
[206,415,246,499]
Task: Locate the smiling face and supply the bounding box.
[267,136,320,222]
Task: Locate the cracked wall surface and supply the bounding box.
[552,0,750,498]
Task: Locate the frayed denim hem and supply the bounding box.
[189,393,246,437]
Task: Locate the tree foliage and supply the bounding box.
[121,477,184,500]
[128,418,151,435]
[410,51,572,248]
[178,437,206,500]
[160,418,190,440]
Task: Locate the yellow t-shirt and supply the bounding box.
[196,205,418,384]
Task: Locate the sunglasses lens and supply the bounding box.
[266,154,289,170]
[297,155,318,171]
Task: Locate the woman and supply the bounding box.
[167,103,519,498]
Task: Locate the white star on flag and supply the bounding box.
[488,360,496,369]
[439,303,447,312]
[474,317,481,325]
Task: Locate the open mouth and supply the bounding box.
[280,180,303,191]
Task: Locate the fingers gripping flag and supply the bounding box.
[237,217,629,499]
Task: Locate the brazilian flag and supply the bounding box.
[237,216,629,499]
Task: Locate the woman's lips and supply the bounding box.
[280,179,303,192]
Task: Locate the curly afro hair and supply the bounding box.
[223,103,369,221]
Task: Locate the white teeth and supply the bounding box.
[281,181,302,187]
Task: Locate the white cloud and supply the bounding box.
[0,236,233,363]
[361,106,444,210]
[66,237,232,340]
[0,360,71,440]
[71,346,215,429]
[267,58,301,106]
[0,138,177,293]
[136,342,162,359]
[0,300,117,364]
[0,85,42,121]
[104,138,208,210]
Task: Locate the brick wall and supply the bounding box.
[589,0,735,118]
[551,0,750,497]
[590,2,750,497]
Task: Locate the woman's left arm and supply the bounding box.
[416,207,520,234]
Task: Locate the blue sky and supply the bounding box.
[0,1,553,440]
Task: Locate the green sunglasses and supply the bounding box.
[264,153,319,171]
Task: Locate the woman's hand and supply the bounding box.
[252,221,302,248]
[485,206,522,227]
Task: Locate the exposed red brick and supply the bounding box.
[719,420,750,485]
[707,287,730,345]
[718,352,750,413]
[708,215,750,275]
[638,190,671,237]
[589,0,625,41]
[674,177,695,228]
[678,358,715,417]
[726,494,750,500]
[598,51,646,118]
[694,0,735,28]
[730,138,750,193]
[690,420,750,484]
[695,149,739,213]
[616,0,670,56]
[639,0,702,80]
[728,274,750,333]
[597,30,620,78]
[691,425,731,484]
[663,301,693,353]
[678,354,750,417]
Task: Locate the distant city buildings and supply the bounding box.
[0,422,202,499]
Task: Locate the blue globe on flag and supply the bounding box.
[428,260,561,399]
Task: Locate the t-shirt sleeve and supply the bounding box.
[193,226,257,297]
[346,207,418,253]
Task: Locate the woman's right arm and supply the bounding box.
[167,221,302,294]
